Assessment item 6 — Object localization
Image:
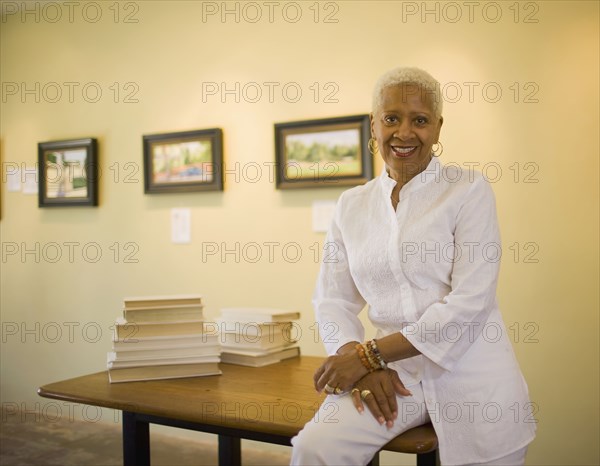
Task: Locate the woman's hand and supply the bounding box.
[350,369,412,428]
[313,349,369,394]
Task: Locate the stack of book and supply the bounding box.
[107,295,221,383]
[217,307,301,367]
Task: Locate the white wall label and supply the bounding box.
[171,208,191,244]
[7,169,21,192]
[312,200,336,233]
[22,169,38,194]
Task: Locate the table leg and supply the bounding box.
[218,434,241,466]
[123,411,150,466]
[366,451,380,466]
[417,449,440,466]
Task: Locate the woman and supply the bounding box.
[291,67,536,465]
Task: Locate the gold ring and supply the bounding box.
[334,387,343,395]
[360,389,372,400]
[351,388,360,396]
[324,383,335,394]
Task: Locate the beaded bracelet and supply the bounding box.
[368,339,387,370]
[356,341,385,372]
[364,342,380,370]
[355,343,375,372]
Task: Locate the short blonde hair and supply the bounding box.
[372,67,443,119]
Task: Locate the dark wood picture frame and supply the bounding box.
[143,129,223,194]
[38,138,98,207]
[274,114,373,189]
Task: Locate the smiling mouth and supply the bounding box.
[391,146,417,157]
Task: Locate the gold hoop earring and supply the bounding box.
[368,138,379,155]
[432,141,443,157]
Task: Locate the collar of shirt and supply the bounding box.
[378,156,441,201]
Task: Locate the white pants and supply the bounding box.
[290,383,528,466]
[464,446,527,465]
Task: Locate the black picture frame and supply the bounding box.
[38,138,98,207]
[143,129,223,194]
[274,114,373,189]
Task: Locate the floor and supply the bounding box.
[0,412,291,466]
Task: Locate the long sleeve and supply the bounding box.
[312,194,366,355]
[400,175,501,372]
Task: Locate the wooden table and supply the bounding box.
[38,356,438,466]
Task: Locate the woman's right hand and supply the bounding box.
[350,368,412,428]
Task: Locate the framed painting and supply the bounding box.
[143,129,223,193]
[38,138,98,207]
[274,114,372,189]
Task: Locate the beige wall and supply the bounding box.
[1,1,598,465]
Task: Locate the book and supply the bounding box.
[108,362,221,383]
[215,319,293,335]
[108,344,221,361]
[215,319,296,344]
[113,317,206,339]
[107,353,220,369]
[220,346,300,367]
[217,345,294,357]
[123,294,202,309]
[112,333,218,351]
[219,307,300,323]
[221,330,296,350]
[123,305,204,324]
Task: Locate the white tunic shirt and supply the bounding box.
[313,157,536,465]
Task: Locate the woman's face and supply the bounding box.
[371,84,443,183]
